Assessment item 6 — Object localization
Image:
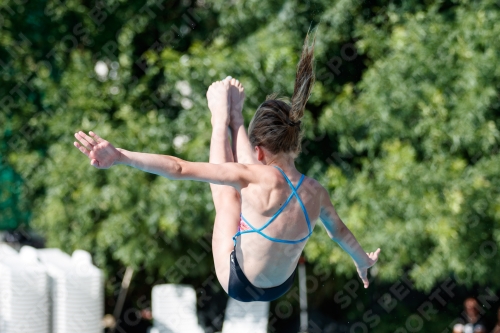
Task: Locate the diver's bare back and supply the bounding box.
[235,164,323,288]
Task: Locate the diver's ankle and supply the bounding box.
[230,116,244,129]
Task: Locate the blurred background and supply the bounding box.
[1,0,500,332]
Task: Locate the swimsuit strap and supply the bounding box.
[232,166,313,246]
[272,166,313,233]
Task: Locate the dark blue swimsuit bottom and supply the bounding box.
[228,247,297,302]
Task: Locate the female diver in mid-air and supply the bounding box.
[73,34,380,302]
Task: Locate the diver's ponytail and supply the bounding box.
[289,32,316,123]
[248,32,316,157]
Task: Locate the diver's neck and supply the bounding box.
[265,153,297,173]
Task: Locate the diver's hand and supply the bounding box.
[355,248,381,288]
[73,131,122,169]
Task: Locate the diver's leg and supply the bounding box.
[207,79,242,292]
[228,78,260,164]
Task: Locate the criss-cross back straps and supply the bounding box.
[273,166,313,233]
[232,166,313,246]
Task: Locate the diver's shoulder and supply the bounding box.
[300,175,325,196]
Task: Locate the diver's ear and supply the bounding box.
[255,145,265,162]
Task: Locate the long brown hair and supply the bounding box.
[248,32,315,156]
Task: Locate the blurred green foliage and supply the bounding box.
[1,0,500,330]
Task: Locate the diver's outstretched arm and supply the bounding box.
[73,130,257,190]
[318,186,381,288]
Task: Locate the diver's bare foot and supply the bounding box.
[206,79,230,126]
[229,78,245,127]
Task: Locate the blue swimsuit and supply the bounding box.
[228,166,313,302]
